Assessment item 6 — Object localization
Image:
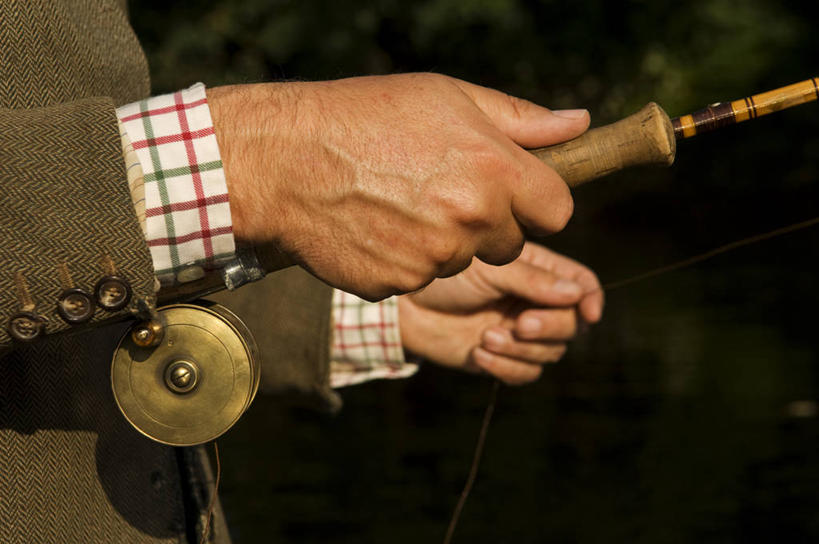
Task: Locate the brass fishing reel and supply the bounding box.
[111,302,260,446]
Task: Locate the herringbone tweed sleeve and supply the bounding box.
[0,0,156,349]
[0,99,156,348]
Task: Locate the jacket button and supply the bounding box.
[95,276,132,311]
[8,312,45,342]
[56,288,95,324]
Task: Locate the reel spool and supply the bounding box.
[111,303,260,446]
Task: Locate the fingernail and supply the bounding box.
[483,329,506,347]
[553,108,588,120]
[553,279,581,296]
[518,317,540,335]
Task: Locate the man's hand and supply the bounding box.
[398,243,603,385]
[208,73,589,300]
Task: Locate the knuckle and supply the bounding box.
[392,269,433,294]
[358,290,389,303]
[421,71,446,84]
[472,142,511,177]
[431,174,500,231]
[551,189,574,231]
[453,194,494,229]
[426,235,473,278]
[521,175,574,236]
[437,253,473,278]
[497,231,525,263]
[415,72,457,94]
[421,227,473,268]
[428,236,461,266]
[477,219,524,266]
[505,94,532,121]
[478,240,522,266]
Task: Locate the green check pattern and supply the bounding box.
[116,83,235,285]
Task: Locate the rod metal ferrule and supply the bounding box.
[221,246,266,290]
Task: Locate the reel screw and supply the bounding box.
[131,320,164,347]
[164,360,199,394]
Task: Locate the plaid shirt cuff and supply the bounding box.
[116,83,235,286]
[330,291,417,388]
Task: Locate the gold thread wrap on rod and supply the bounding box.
[672,77,819,139]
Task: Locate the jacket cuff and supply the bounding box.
[0,98,156,347]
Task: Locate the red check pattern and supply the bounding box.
[116,83,234,285]
[330,291,416,388]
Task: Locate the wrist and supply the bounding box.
[397,295,441,362]
[207,82,307,246]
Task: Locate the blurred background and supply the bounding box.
[132,1,819,542]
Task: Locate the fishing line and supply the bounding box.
[442,212,819,544]
[442,380,501,544]
[600,215,819,292]
[200,441,221,544]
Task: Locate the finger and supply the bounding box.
[518,243,605,322]
[450,79,590,148]
[482,328,567,364]
[449,79,584,235]
[579,287,604,324]
[474,214,526,266]
[510,150,576,236]
[481,258,584,307]
[514,308,578,341]
[471,347,543,386]
[520,243,600,290]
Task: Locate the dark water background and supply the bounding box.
[132,1,819,541]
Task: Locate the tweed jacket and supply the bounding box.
[0,2,334,542]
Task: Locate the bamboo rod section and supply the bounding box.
[672,77,819,139]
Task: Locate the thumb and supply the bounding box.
[451,78,590,148]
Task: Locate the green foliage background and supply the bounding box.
[133,1,819,542]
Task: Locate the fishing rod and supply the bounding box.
[443,76,819,544]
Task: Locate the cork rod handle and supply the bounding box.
[531,102,677,188]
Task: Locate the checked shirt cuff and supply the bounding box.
[116,83,235,286]
[330,291,418,388]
